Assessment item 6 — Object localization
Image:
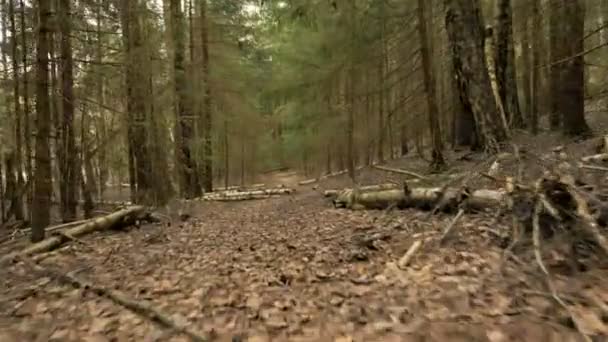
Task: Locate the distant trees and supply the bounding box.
[0,0,605,233]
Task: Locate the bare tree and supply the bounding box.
[417,0,445,170]
[32,0,53,242]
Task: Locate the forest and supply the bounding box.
[1,0,608,341]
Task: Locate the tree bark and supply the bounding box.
[169,0,201,198]
[200,0,213,192]
[20,0,31,208]
[59,0,78,222]
[80,102,95,219]
[121,0,152,203]
[8,0,25,220]
[444,0,508,152]
[377,51,385,163]
[417,0,445,171]
[494,0,524,128]
[32,0,53,242]
[530,0,541,134]
[521,13,532,129]
[558,0,590,137]
[548,0,562,130]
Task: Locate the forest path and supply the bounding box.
[1,183,605,341]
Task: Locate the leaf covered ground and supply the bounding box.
[2,141,608,341]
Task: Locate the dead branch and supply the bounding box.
[0,206,146,264]
[397,240,422,268]
[439,209,465,244]
[581,153,608,163]
[18,257,207,342]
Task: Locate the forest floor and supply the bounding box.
[2,132,608,341]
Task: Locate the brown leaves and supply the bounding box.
[3,182,608,341]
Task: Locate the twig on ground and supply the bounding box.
[397,240,422,269]
[16,257,208,342]
[439,208,465,244]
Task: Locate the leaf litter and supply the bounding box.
[1,173,608,341]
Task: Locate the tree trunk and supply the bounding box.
[494,0,524,128]
[59,0,78,222]
[558,0,590,137]
[20,0,31,210]
[200,0,213,192]
[95,2,108,202]
[347,72,356,181]
[521,13,532,128]
[377,54,385,163]
[7,0,24,220]
[530,0,541,135]
[0,155,4,223]
[602,0,608,46]
[32,0,53,242]
[121,0,152,203]
[417,0,445,171]
[80,103,95,219]
[169,0,200,198]
[444,0,508,152]
[548,0,562,130]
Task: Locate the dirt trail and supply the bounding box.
[1,180,606,341]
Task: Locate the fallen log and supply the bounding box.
[333,184,505,211]
[323,183,399,198]
[17,257,207,342]
[210,183,267,193]
[0,205,146,264]
[298,178,318,185]
[581,153,608,163]
[372,165,428,180]
[196,187,294,201]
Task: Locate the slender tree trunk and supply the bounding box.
[8,0,24,220]
[548,0,562,130]
[20,0,31,206]
[521,13,532,127]
[240,139,245,186]
[444,0,507,152]
[417,0,445,171]
[494,0,524,128]
[0,155,4,222]
[559,0,590,137]
[224,119,229,188]
[121,0,151,203]
[200,0,213,192]
[95,1,108,201]
[80,102,95,219]
[32,0,53,242]
[169,0,200,198]
[377,55,385,163]
[59,0,77,222]
[347,71,356,181]
[530,0,541,134]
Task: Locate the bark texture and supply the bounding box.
[444,0,507,152]
[32,0,53,242]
